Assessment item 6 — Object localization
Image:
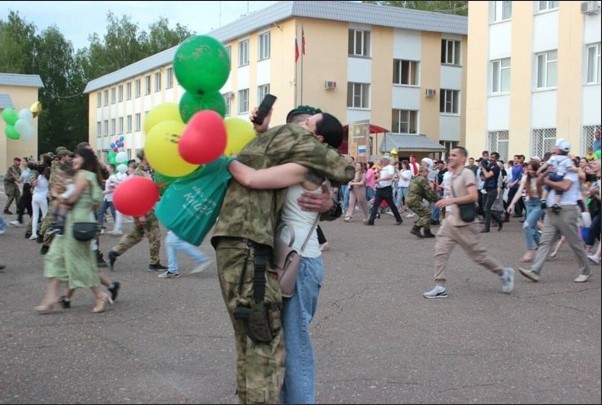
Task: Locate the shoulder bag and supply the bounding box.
[273,216,320,298]
[72,179,98,242]
[451,168,477,223]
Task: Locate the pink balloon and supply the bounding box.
[113,176,159,217]
[178,110,227,164]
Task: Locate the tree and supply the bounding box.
[362,1,468,16]
[0,11,38,74]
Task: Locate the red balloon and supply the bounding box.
[113,176,160,217]
[178,110,227,165]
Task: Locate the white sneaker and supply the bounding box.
[405,213,415,218]
[29,234,38,240]
[500,267,514,294]
[9,220,22,227]
[109,230,123,236]
[423,285,447,299]
[191,260,212,274]
[587,254,601,265]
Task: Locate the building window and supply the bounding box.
[538,1,559,12]
[493,1,512,22]
[224,95,231,117]
[441,39,461,65]
[582,125,601,155]
[96,121,101,137]
[118,117,124,133]
[536,50,557,89]
[135,113,141,131]
[166,67,174,89]
[393,60,419,86]
[491,58,511,93]
[392,109,418,134]
[348,29,371,57]
[347,83,370,108]
[111,88,116,104]
[239,40,249,66]
[488,130,509,162]
[145,75,151,95]
[111,118,116,135]
[135,79,141,97]
[103,120,108,136]
[118,85,123,102]
[96,92,101,107]
[104,90,109,106]
[258,32,270,61]
[257,84,270,105]
[440,89,460,114]
[126,82,132,100]
[155,72,162,92]
[532,128,557,158]
[127,115,132,133]
[225,46,232,62]
[238,89,249,113]
[587,43,601,84]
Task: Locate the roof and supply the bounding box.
[379,134,446,152]
[0,73,44,88]
[84,0,467,93]
[0,93,14,109]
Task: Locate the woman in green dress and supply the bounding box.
[35,147,113,314]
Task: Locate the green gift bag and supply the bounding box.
[155,156,232,246]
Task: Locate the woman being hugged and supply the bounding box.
[35,147,112,314]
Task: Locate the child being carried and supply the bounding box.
[48,163,76,235]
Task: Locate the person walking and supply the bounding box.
[407,166,440,238]
[396,160,413,214]
[157,230,213,278]
[480,152,504,232]
[4,157,22,215]
[11,158,33,227]
[344,161,370,223]
[423,146,515,298]
[97,164,118,234]
[29,164,50,240]
[365,156,404,226]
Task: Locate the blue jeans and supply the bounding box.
[97,199,116,229]
[523,198,544,251]
[166,231,208,272]
[0,214,7,233]
[340,184,350,213]
[366,186,375,202]
[395,186,408,209]
[281,256,324,404]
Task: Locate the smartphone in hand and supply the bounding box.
[251,94,277,126]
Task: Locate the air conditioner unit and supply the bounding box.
[425,88,437,97]
[324,81,337,90]
[581,1,601,15]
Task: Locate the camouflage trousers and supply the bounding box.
[3,183,20,211]
[112,214,161,264]
[214,237,284,404]
[407,200,432,230]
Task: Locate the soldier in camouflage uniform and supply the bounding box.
[3,157,22,214]
[107,150,167,272]
[211,111,354,404]
[407,165,441,239]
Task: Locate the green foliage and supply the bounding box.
[362,1,468,16]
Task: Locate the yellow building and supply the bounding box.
[0,73,44,171]
[466,1,601,161]
[84,0,469,163]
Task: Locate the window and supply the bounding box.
[587,43,601,84]
[347,83,370,108]
[538,1,559,12]
[96,121,101,137]
[126,82,132,100]
[493,1,512,22]
[491,58,511,93]
[258,32,270,61]
[111,88,116,104]
[96,92,101,107]
[166,67,174,89]
[536,50,557,88]
[441,39,461,65]
[582,125,601,154]
[348,29,371,57]
[225,46,231,63]
[238,89,249,113]
[103,120,108,136]
[488,131,509,162]
[135,113,141,131]
[127,115,132,133]
[440,89,460,114]
[135,79,141,97]
[111,118,116,135]
[224,96,231,117]
[532,128,557,158]
[104,90,109,106]
[145,75,151,95]
[393,60,419,85]
[118,117,124,133]
[257,84,270,105]
[155,72,162,92]
[391,109,418,134]
[239,40,249,66]
[118,85,123,102]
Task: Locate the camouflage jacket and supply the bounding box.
[212,123,355,248]
[407,175,439,204]
[134,164,156,219]
[4,165,21,184]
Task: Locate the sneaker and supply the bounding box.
[518,266,539,282]
[29,234,38,240]
[108,250,118,271]
[149,262,168,272]
[3,209,13,215]
[364,221,374,226]
[40,245,49,255]
[107,281,120,301]
[59,296,71,309]
[343,216,351,222]
[319,242,330,251]
[500,267,514,294]
[158,271,180,278]
[9,220,22,227]
[108,230,123,236]
[423,285,447,299]
[395,220,403,225]
[191,260,212,274]
[587,254,601,265]
[574,273,592,283]
[405,213,415,218]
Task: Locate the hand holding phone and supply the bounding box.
[251,94,277,126]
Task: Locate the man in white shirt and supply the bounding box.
[365,156,403,226]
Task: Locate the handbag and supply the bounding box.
[273,216,320,298]
[451,168,477,223]
[72,222,97,241]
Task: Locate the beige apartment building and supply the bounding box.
[83,0,468,163]
[466,1,601,161]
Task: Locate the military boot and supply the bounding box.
[410,225,423,239]
[423,229,436,238]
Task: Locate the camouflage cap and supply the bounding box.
[56,148,72,158]
[286,105,323,123]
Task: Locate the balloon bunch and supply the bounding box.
[107,135,126,166]
[2,101,41,141]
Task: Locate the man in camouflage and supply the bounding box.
[211,111,354,404]
[407,165,441,239]
[107,149,167,272]
[3,157,22,214]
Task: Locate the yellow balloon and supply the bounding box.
[144,103,183,135]
[145,120,198,177]
[224,117,256,156]
[30,101,42,118]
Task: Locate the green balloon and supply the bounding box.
[107,150,117,165]
[595,149,601,159]
[2,108,19,126]
[179,91,226,123]
[173,35,231,94]
[5,125,20,140]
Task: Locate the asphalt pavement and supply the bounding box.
[1,183,600,404]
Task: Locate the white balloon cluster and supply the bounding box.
[14,108,36,141]
[115,151,129,173]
